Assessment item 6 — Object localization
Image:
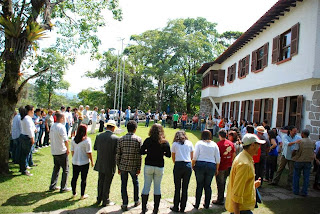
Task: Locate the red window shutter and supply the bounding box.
[238,59,242,78]
[262,43,269,68]
[235,101,240,121]
[218,69,225,86]
[245,55,250,75]
[266,98,274,125]
[291,23,300,56]
[227,67,231,82]
[276,97,285,128]
[253,99,261,124]
[295,95,303,132]
[209,70,214,86]
[240,101,245,121]
[272,36,280,64]
[230,101,234,119]
[251,50,257,72]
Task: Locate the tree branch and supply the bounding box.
[18,0,26,19]
[17,68,49,94]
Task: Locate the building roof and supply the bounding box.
[197,0,303,74]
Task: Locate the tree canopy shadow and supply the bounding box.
[33,197,78,212]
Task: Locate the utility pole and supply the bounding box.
[120,56,125,111]
[117,38,125,111]
[114,51,120,109]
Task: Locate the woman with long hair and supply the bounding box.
[70,124,93,199]
[228,130,243,156]
[140,124,171,214]
[170,130,194,213]
[192,130,220,209]
[265,130,278,182]
[19,105,36,176]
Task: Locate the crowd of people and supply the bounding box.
[9,105,320,214]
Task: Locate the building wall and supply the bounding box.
[199,98,212,117]
[202,0,320,99]
[209,79,320,140]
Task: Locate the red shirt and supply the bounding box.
[181,114,188,121]
[253,147,261,163]
[217,139,235,171]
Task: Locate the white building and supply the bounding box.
[198,0,320,140]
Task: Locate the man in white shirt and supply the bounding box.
[65,106,73,136]
[91,106,98,134]
[82,105,90,125]
[49,112,71,192]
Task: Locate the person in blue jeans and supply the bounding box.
[170,130,194,213]
[116,121,142,211]
[140,124,171,214]
[124,106,131,127]
[192,130,220,209]
[292,129,315,196]
[145,110,151,127]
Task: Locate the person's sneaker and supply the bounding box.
[121,205,128,211]
[60,187,72,193]
[49,186,61,191]
[26,166,31,170]
[23,171,33,176]
[81,194,89,200]
[134,200,141,207]
[72,193,77,198]
[102,200,116,206]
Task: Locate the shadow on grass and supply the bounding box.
[33,197,78,212]
[1,191,58,207]
[262,197,320,214]
[0,163,22,184]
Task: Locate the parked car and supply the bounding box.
[109,109,124,121]
[130,110,146,120]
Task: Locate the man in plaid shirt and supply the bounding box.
[116,120,142,211]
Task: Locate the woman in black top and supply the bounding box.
[140,124,171,214]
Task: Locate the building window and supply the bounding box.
[227,63,236,83]
[238,55,250,78]
[202,70,225,89]
[280,31,291,60]
[256,47,264,70]
[272,23,299,64]
[251,43,268,72]
[276,95,303,131]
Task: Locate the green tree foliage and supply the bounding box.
[219,30,243,47]
[77,88,107,109]
[34,48,71,108]
[87,18,234,114]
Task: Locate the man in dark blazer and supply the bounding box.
[94,120,119,206]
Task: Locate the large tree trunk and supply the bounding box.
[0,59,21,174]
[156,78,162,111]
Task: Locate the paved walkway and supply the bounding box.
[27,186,320,214]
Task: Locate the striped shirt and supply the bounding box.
[117,133,142,172]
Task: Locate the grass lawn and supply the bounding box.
[1,122,319,214]
[0,122,218,213]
